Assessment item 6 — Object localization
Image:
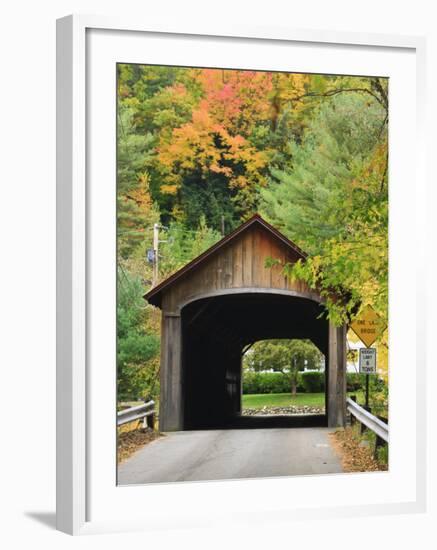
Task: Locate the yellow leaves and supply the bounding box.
[128,173,152,206]
[230,175,249,189]
[124,97,141,109]
[191,104,212,128]
[170,204,185,222]
[275,73,309,102]
[269,73,310,120]
[123,172,157,217]
[309,255,322,281]
[370,139,388,175]
[157,100,268,197]
[350,136,388,195]
[227,133,246,148]
[375,331,388,383]
[160,183,178,195]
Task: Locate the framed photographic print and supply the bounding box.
[56,15,427,535]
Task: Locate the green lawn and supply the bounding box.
[242,392,326,409]
[242,391,365,409]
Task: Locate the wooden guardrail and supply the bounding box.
[117,400,156,429]
[346,397,389,443]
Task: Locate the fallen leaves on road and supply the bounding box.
[117,426,162,464]
[329,427,387,473]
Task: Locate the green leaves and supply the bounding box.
[159,216,222,278]
[260,87,388,326]
[117,270,160,400]
[244,339,324,374]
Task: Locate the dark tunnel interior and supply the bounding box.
[181,292,330,430]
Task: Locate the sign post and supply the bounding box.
[359,348,376,409]
[350,306,386,412]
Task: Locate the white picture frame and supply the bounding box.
[56,14,427,535]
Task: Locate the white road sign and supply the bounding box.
[359,348,376,374]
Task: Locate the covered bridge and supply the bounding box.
[145,214,347,432]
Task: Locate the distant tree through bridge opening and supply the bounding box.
[241,338,326,416]
[145,214,347,431]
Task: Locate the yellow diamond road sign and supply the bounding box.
[350,305,387,348]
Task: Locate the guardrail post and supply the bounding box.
[374,434,384,459]
[361,405,371,434]
[146,412,155,430]
[349,395,356,425]
[374,414,388,459]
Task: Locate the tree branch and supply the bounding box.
[380,156,388,194]
[295,87,388,114]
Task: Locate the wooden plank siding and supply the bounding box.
[231,236,243,288]
[242,229,253,287]
[161,226,314,311]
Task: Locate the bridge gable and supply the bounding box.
[145,214,316,312]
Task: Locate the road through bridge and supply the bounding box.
[118,427,343,485]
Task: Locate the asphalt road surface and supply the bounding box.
[118,427,343,485]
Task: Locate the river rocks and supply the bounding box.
[242,405,325,416]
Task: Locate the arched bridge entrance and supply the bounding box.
[145,215,347,432]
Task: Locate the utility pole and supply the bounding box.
[152,222,159,287]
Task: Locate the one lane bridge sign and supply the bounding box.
[359,348,376,374]
[350,305,386,348]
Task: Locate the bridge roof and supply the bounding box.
[144,214,308,308]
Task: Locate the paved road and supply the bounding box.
[118,428,343,485]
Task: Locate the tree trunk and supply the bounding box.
[291,376,297,396]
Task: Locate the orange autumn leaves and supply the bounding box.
[158,106,266,195]
[197,69,273,134]
[157,69,309,197]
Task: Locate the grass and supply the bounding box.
[242,391,367,409]
[242,392,326,409]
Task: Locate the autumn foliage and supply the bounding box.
[116,64,389,400]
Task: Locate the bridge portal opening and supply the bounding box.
[241,338,326,419]
[181,293,329,430]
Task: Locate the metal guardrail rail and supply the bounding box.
[346,397,389,443]
[117,400,156,427]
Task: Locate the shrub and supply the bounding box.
[243,371,382,396]
[243,371,321,394]
[346,372,366,391]
[243,372,290,394]
[376,443,389,465]
[301,371,324,393]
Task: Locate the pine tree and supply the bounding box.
[261,90,388,329]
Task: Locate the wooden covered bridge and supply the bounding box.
[145,214,347,432]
